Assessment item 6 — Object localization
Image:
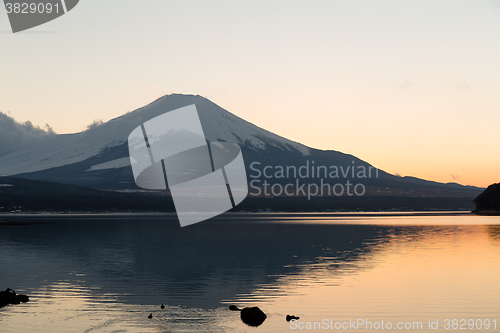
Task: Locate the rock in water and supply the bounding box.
[228,305,267,327]
[0,288,29,308]
[240,306,267,327]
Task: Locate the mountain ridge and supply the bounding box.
[0,94,483,197]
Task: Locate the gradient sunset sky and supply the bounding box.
[1,1,499,188]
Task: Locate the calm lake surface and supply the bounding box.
[1,213,500,332]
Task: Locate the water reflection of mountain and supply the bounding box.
[0,215,442,308]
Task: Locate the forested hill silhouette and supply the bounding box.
[474,183,500,215]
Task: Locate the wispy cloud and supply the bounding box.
[0,111,56,157]
[85,119,104,131]
[391,81,412,89]
[457,83,471,91]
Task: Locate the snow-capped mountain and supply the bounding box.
[0,94,308,177]
[0,94,481,195]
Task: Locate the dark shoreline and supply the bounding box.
[0,210,478,223]
[474,210,500,216]
[0,210,474,216]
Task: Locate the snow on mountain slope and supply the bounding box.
[0,94,309,176]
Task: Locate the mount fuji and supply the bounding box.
[0,94,481,204]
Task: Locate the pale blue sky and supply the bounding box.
[1,0,499,186]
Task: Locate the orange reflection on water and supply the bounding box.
[228,221,500,332]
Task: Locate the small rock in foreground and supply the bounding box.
[0,288,29,308]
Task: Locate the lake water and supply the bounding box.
[1,213,500,332]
